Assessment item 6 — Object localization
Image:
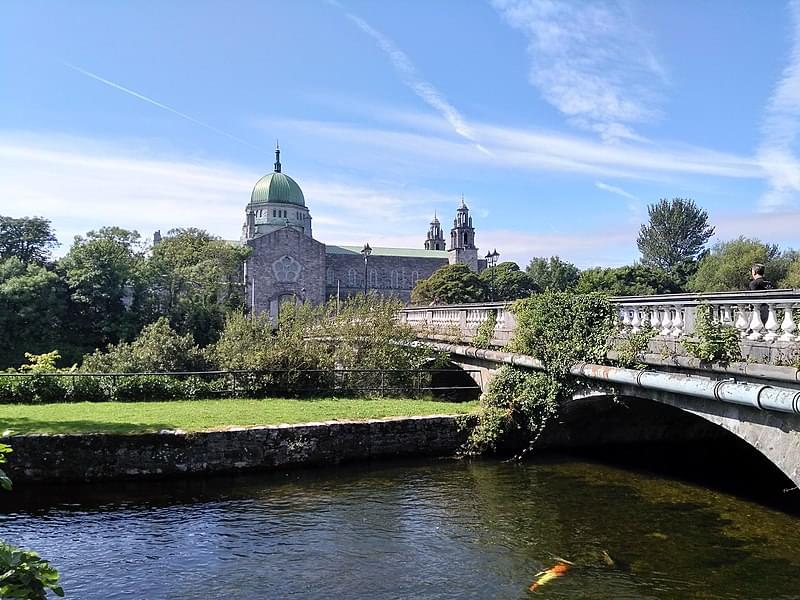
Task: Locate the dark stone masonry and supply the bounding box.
[2,416,468,483]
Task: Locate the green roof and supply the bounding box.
[325,245,448,258]
[250,172,305,206]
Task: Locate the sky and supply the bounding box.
[1,0,799,268]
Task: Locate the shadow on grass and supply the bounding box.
[0,417,178,436]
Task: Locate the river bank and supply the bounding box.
[1,415,470,483]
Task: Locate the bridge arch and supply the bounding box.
[419,358,482,401]
[545,392,800,494]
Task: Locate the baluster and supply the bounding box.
[631,307,642,333]
[763,303,780,341]
[747,304,765,341]
[670,306,684,337]
[621,307,632,331]
[721,304,733,327]
[735,304,750,338]
[779,304,798,342]
[660,307,673,336]
[650,306,661,332]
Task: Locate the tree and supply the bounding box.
[411,263,487,304]
[782,255,800,288]
[81,317,207,372]
[637,198,714,276]
[59,227,145,350]
[526,256,580,291]
[576,264,681,296]
[479,261,537,300]
[143,228,250,345]
[688,237,791,292]
[0,215,58,265]
[0,258,70,369]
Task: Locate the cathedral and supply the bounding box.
[242,146,486,318]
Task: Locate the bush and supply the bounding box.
[682,303,742,363]
[81,317,207,373]
[465,366,559,455]
[509,291,616,376]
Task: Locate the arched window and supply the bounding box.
[369,268,378,288]
[348,268,357,287]
[326,267,335,285]
[411,271,420,286]
[391,270,400,289]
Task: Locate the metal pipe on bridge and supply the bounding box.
[430,341,800,415]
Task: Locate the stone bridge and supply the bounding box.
[400,290,800,488]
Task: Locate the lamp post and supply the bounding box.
[485,248,500,300]
[361,243,372,297]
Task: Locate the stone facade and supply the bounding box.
[324,250,449,303]
[246,227,327,316]
[1,416,468,483]
[242,148,489,316]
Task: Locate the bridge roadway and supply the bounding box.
[400,290,800,488]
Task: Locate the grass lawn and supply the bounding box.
[0,397,479,435]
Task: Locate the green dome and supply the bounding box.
[250,171,305,206]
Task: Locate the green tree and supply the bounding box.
[59,227,144,350]
[480,261,537,300]
[81,317,207,372]
[0,215,58,265]
[143,228,250,345]
[576,264,681,296]
[0,258,71,369]
[525,256,580,291]
[782,255,800,288]
[411,263,487,304]
[688,237,790,292]
[637,198,714,277]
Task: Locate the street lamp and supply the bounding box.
[361,243,372,297]
[485,248,500,300]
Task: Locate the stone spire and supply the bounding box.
[448,195,478,271]
[425,212,445,250]
[274,141,281,173]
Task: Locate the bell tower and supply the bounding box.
[424,213,446,250]
[448,195,479,271]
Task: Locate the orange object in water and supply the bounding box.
[529,562,571,591]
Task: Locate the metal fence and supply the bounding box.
[0,368,482,401]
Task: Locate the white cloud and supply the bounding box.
[479,227,635,268]
[492,0,665,141]
[276,115,763,181]
[0,133,456,254]
[757,0,800,211]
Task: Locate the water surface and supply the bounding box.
[1,456,799,599]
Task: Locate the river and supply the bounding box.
[1,454,799,599]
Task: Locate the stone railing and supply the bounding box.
[400,290,800,357]
[400,301,516,346]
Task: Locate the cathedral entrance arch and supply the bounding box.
[269,292,299,322]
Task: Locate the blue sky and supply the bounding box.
[1,0,799,267]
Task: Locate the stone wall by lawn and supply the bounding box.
[2,416,468,483]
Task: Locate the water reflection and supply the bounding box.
[1,456,799,599]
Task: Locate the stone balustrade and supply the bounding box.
[614,289,800,343]
[400,290,800,359]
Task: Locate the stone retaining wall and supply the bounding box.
[2,416,468,483]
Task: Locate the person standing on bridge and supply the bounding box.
[749,263,773,291]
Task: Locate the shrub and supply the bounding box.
[683,303,742,363]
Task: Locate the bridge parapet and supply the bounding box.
[401,290,800,364]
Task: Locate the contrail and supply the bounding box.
[61,61,262,150]
[332,6,491,156]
